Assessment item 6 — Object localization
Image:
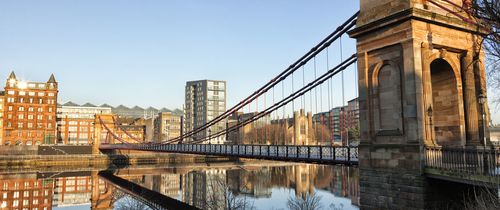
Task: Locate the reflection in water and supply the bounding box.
[0,163,359,210]
[287,192,322,210]
[115,196,151,210]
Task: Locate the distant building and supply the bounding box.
[153,112,182,142]
[270,109,317,145]
[312,97,359,146]
[185,80,227,144]
[490,126,500,146]
[2,71,58,145]
[95,114,146,144]
[112,105,157,119]
[0,91,4,144]
[130,117,155,142]
[56,102,112,145]
[226,111,274,145]
[346,98,359,130]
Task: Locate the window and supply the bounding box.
[23,191,29,197]
[38,92,45,96]
[7,97,14,102]
[18,123,23,128]
[19,91,25,96]
[37,115,43,120]
[7,90,15,95]
[28,92,35,96]
[37,107,43,112]
[48,108,52,113]
[27,123,33,128]
[14,191,19,198]
[28,107,34,112]
[39,99,42,104]
[8,106,13,111]
[13,200,18,207]
[18,107,24,111]
[48,93,54,97]
[18,114,24,119]
[29,98,33,103]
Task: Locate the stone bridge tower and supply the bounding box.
[349,0,489,209]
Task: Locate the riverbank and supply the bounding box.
[0,153,233,171]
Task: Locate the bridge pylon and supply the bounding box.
[349,0,490,209]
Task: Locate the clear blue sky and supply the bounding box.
[0,1,359,108]
[1,1,498,123]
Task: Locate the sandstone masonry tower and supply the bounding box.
[349,0,490,209]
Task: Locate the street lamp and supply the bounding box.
[478,92,488,147]
[427,106,434,145]
[478,91,489,175]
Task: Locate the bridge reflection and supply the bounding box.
[0,163,359,210]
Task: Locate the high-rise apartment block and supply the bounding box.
[185,80,226,144]
[2,72,58,145]
[56,102,112,145]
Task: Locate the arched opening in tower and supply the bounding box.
[430,59,461,146]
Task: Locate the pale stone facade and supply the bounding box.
[350,0,489,209]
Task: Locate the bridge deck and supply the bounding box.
[425,146,500,186]
[99,171,200,210]
[100,144,359,165]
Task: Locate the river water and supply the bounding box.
[0,161,359,210]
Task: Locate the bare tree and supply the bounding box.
[205,174,255,210]
[471,0,500,59]
[469,1,500,105]
[463,187,500,210]
[115,196,152,210]
[287,192,323,210]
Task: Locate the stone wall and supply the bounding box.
[360,168,426,210]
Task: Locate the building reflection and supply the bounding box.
[178,164,359,209]
[0,164,359,210]
[0,175,54,210]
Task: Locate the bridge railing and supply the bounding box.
[425,146,500,177]
[103,144,358,165]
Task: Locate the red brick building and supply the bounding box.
[2,72,58,145]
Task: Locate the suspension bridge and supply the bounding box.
[95,1,499,209]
